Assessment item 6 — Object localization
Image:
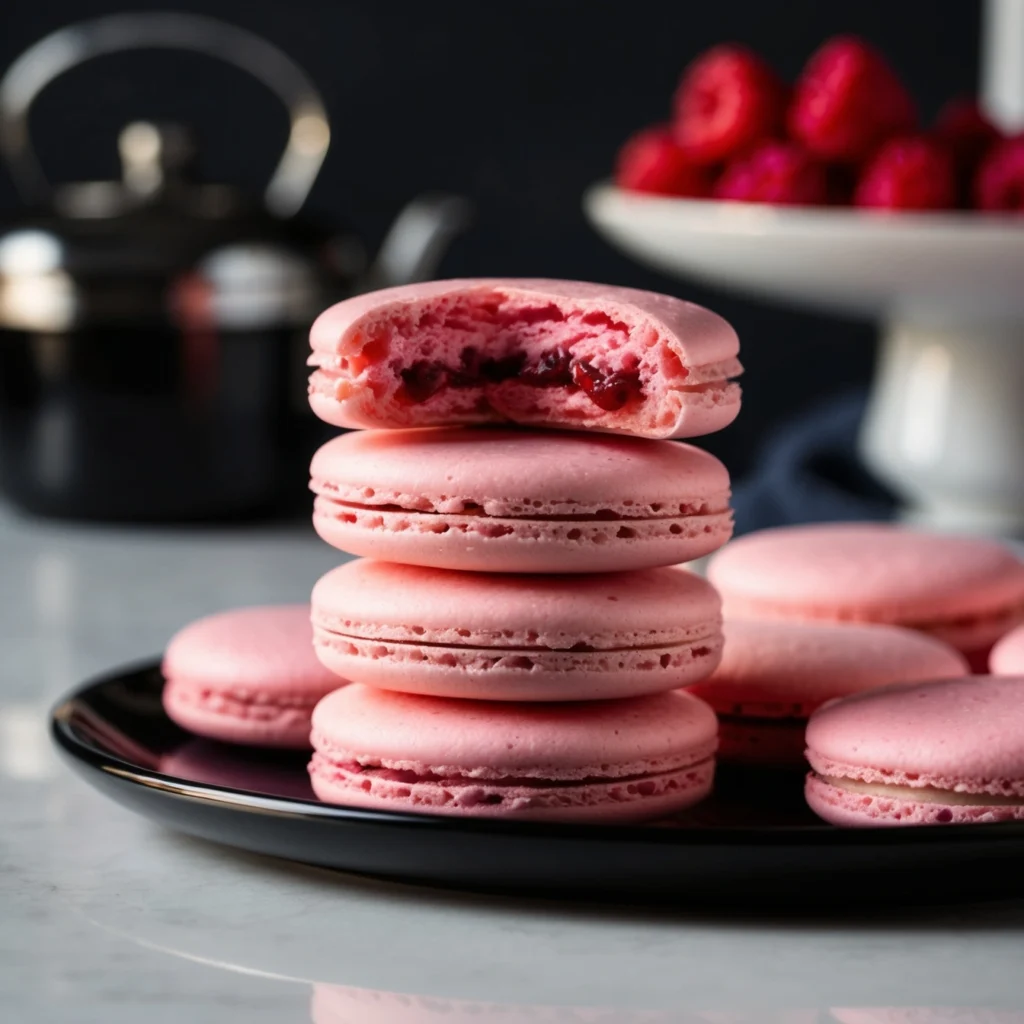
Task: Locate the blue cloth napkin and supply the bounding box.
[731,390,897,535]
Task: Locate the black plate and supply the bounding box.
[52,661,1024,908]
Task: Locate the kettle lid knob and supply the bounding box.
[118,121,195,199]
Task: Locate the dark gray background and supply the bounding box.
[0,1,980,476]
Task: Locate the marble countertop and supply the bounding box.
[2,507,1023,1023]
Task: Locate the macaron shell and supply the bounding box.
[707,524,1024,651]
[806,676,1024,794]
[161,604,344,748]
[805,772,1024,828]
[989,623,1024,674]
[310,427,731,513]
[309,279,740,369]
[688,620,969,719]
[308,278,741,439]
[312,560,720,649]
[309,427,733,572]
[310,685,717,778]
[162,605,338,697]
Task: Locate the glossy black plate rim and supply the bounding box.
[50,657,1024,850]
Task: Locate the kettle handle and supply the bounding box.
[0,12,330,217]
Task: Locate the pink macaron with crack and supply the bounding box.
[308,684,718,821]
[805,675,1024,827]
[310,426,733,573]
[307,278,742,439]
[686,619,968,766]
[162,605,345,748]
[311,559,723,701]
[707,523,1024,666]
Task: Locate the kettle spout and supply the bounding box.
[365,193,472,290]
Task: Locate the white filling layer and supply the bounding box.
[822,775,1024,807]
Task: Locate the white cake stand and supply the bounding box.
[585,187,1024,534]
[585,0,1024,536]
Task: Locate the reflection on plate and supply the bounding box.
[51,660,1024,907]
[311,984,825,1024]
[832,1011,1024,1023]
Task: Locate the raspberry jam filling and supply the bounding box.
[398,344,646,412]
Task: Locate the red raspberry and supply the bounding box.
[671,45,786,165]
[934,98,1002,177]
[788,36,916,164]
[614,125,710,196]
[853,136,956,211]
[713,142,829,205]
[974,135,1024,211]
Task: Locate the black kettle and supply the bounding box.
[0,13,469,521]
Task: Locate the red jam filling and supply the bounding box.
[397,345,645,411]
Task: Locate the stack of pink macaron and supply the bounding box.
[302,278,746,822]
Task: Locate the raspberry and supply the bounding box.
[712,142,829,205]
[788,36,916,164]
[974,135,1024,211]
[614,125,710,196]
[671,45,786,165]
[933,98,1002,177]
[853,136,956,211]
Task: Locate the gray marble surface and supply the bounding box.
[2,507,1023,1023]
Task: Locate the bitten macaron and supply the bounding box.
[308,278,742,439]
[708,523,1024,664]
[310,427,733,573]
[687,619,968,765]
[311,559,723,701]
[162,605,344,748]
[309,684,718,821]
[806,676,1024,827]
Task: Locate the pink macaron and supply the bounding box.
[805,675,1024,827]
[308,684,718,821]
[310,426,733,573]
[308,278,742,439]
[311,559,723,701]
[162,605,345,748]
[989,623,1024,674]
[686,620,968,766]
[707,523,1024,666]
